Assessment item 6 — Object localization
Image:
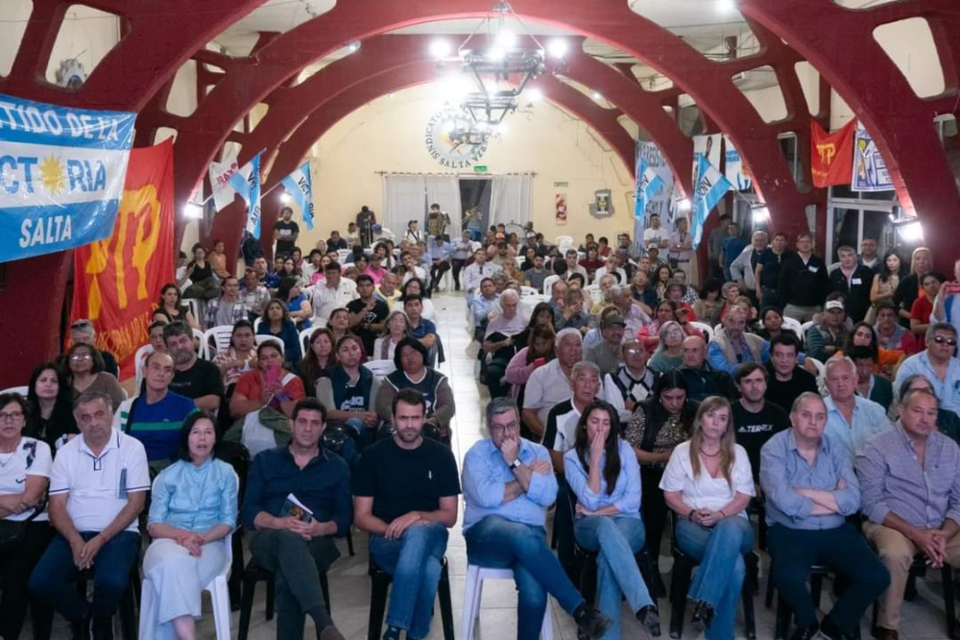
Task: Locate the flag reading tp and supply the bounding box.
[0,94,136,263]
[70,140,175,379]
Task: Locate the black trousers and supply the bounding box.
[430,261,451,290]
[452,259,466,290]
[640,466,667,564]
[767,523,890,635]
[0,521,54,640]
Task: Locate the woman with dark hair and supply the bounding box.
[752,307,795,342]
[327,307,351,345]
[653,265,673,302]
[662,397,754,640]
[0,392,54,640]
[630,268,658,315]
[693,278,722,324]
[316,335,379,455]
[579,246,604,282]
[297,327,338,396]
[638,300,701,352]
[65,342,125,409]
[565,400,660,639]
[505,324,557,403]
[868,250,906,323]
[142,412,238,640]
[837,321,904,378]
[623,371,698,577]
[277,276,313,330]
[212,320,257,388]
[375,337,454,442]
[182,244,221,301]
[26,362,78,452]
[400,278,436,321]
[521,246,538,272]
[228,341,306,455]
[257,299,303,364]
[156,283,199,329]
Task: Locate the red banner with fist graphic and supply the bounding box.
[811,119,857,188]
[70,139,175,379]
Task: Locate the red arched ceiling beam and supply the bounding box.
[207,64,640,261]
[166,0,818,247]
[224,35,691,198]
[0,0,266,388]
[740,0,960,262]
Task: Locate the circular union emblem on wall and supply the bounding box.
[424,110,489,169]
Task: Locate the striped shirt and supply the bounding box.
[857,422,960,529]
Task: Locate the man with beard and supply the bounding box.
[162,322,224,413]
[353,389,460,640]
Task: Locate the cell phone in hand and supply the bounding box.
[265,364,281,387]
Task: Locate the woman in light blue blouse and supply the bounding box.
[564,399,660,640]
[142,412,238,640]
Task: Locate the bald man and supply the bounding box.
[678,335,739,402]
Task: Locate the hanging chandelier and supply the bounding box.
[431,1,568,128]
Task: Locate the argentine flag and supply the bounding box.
[691,155,733,249]
[635,157,664,220]
[280,161,315,231]
[229,151,263,239]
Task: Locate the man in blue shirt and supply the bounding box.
[823,357,891,459]
[760,393,890,640]
[462,398,612,640]
[242,398,352,640]
[894,323,960,420]
[428,235,452,294]
[113,351,195,465]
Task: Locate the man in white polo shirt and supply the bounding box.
[522,328,583,440]
[29,391,149,640]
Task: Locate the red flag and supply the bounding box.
[811,119,857,188]
[70,139,176,379]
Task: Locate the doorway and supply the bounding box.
[459,177,492,241]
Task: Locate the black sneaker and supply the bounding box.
[691,600,714,631]
[91,617,113,640]
[573,605,612,640]
[819,616,855,640]
[637,605,661,637]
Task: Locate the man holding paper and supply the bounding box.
[242,398,353,640]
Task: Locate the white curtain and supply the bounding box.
[489,174,533,229]
[424,175,463,239]
[382,175,426,239]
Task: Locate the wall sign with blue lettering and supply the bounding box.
[0,94,136,263]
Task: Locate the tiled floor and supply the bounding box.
[33,292,957,640]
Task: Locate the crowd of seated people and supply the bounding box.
[6,225,960,640]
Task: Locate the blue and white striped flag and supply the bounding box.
[0,94,136,263]
[229,151,263,239]
[635,157,664,220]
[691,155,733,249]
[280,161,315,231]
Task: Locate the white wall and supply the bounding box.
[285,83,635,248]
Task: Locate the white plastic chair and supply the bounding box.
[585,283,602,300]
[520,286,539,298]
[363,359,397,377]
[807,356,826,377]
[461,565,553,640]
[184,299,200,325]
[134,344,154,389]
[421,298,437,322]
[781,316,803,338]
[253,317,262,332]
[203,326,234,359]
[255,335,285,354]
[0,385,28,396]
[337,249,352,264]
[690,321,715,342]
[139,536,233,640]
[554,235,574,248]
[192,328,208,360]
[300,328,315,356]
[542,275,561,300]
[800,320,816,347]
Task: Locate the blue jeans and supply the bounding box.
[465,515,586,640]
[575,516,654,640]
[369,522,449,639]
[28,531,140,622]
[674,517,754,640]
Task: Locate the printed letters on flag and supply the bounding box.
[691,155,733,249]
[635,157,664,220]
[70,139,175,378]
[851,123,894,192]
[811,119,856,188]
[229,151,263,239]
[208,147,240,212]
[723,135,752,191]
[0,94,136,263]
[280,161,315,230]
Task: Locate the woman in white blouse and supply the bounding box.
[660,396,755,640]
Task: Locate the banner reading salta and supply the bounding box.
[0,94,136,263]
[70,139,175,379]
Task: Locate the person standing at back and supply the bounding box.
[778,233,828,323]
[273,207,300,258]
